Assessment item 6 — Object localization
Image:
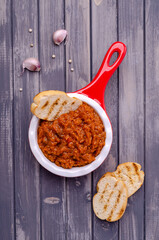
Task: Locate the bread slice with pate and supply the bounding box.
[31,90,82,121]
[93,175,128,222]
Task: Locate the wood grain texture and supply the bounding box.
[38,0,66,239]
[65,0,91,92]
[118,1,144,239]
[91,0,119,239]
[65,1,92,239]
[0,0,14,239]
[145,1,159,239]
[12,0,40,239]
[1,0,159,239]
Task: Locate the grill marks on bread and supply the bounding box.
[114,162,144,197]
[107,184,123,222]
[132,162,141,181]
[31,90,82,121]
[122,166,134,186]
[105,162,144,197]
[41,101,49,109]
[101,182,120,221]
[93,162,144,222]
[133,162,138,173]
[54,100,67,119]
[93,176,128,222]
[47,98,60,118]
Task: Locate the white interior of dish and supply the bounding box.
[28,93,113,177]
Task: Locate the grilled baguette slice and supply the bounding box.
[93,176,128,222]
[105,162,144,197]
[31,90,82,121]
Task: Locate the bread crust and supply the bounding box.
[105,162,144,197]
[93,162,144,222]
[93,176,128,222]
[30,90,82,121]
[33,90,66,104]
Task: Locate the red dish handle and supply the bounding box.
[74,42,127,111]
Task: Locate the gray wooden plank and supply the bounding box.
[118,1,144,240]
[38,0,66,239]
[65,1,92,239]
[91,0,119,239]
[12,0,40,239]
[65,0,91,92]
[145,1,159,239]
[0,0,14,239]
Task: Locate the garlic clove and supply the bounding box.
[22,58,41,73]
[53,29,67,45]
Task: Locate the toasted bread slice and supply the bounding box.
[31,90,82,121]
[93,176,128,222]
[105,162,144,197]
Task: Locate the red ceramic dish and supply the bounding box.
[74,42,126,111]
[29,42,126,177]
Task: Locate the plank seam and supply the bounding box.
[37,0,41,92]
[89,0,94,240]
[65,178,68,240]
[11,0,16,238]
[89,0,93,82]
[64,1,67,240]
[37,0,42,239]
[64,0,66,95]
[116,0,120,239]
[143,0,146,239]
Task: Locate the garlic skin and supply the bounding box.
[53,29,67,45]
[22,58,41,72]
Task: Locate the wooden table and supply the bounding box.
[1,0,159,239]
